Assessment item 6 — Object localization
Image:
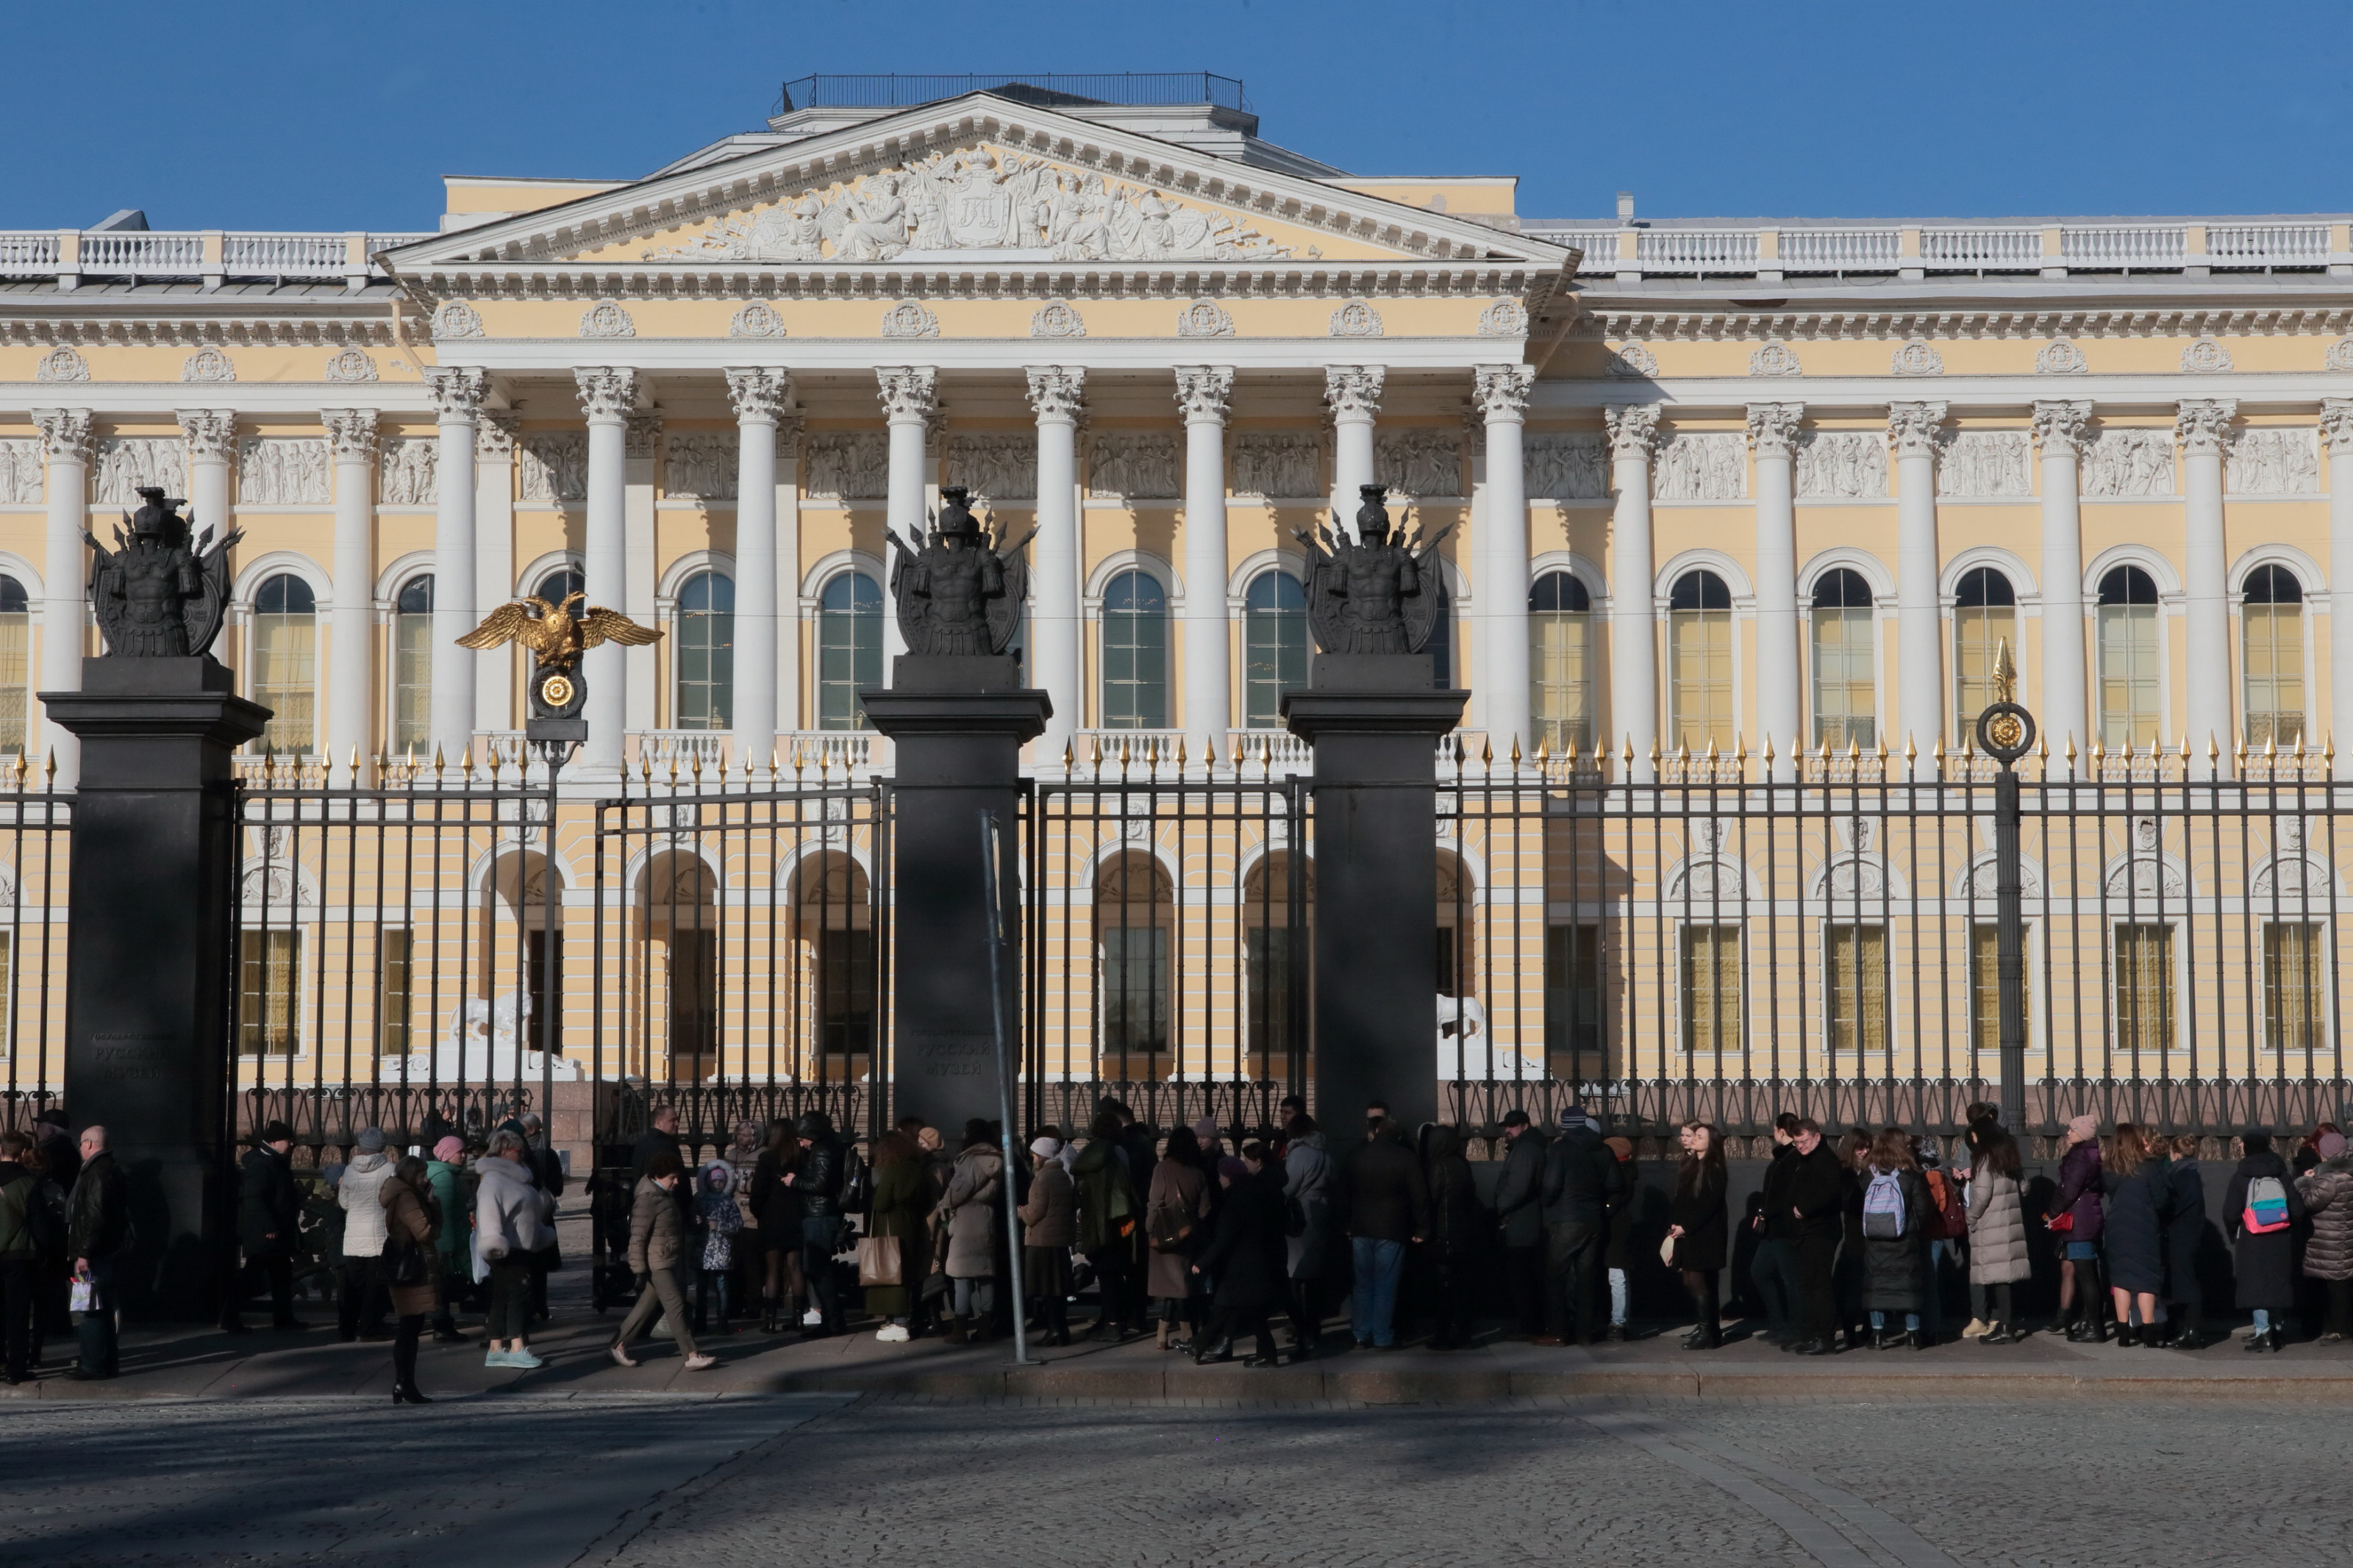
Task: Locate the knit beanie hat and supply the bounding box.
[432,1136,463,1162]
[1030,1136,1063,1159]
[2067,1114,2099,1145]
[1215,1156,1248,1181]
[2321,1131,2348,1161]
[355,1128,386,1153]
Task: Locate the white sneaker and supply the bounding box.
[506,1349,545,1370]
[682,1353,717,1372]
[609,1342,639,1368]
[802,1307,824,1326]
[1960,1318,1989,1339]
[875,1323,910,1343]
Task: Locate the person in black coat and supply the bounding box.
[2224,1130,2304,1352]
[2102,1124,2169,1345]
[65,1128,129,1380]
[1537,1108,1626,1346]
[1191,1156,1286,1367]
[1423,1126,1485,1350]
[1782,1120,1848,1355]
[225,1121,307,1332]
[1857,1128,1932,1350]
[1746,1113,1804,1343]
[1340,1119,1429,1350]
[1667,1121,1728,1349]
[1491,1111,1549,1337]
[2160,1134,2215,1348]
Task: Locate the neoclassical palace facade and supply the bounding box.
[5,78,2352,785]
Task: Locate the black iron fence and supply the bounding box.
[0,766,71,1136]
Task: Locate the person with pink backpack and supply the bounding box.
[2226,1128,2303,1351]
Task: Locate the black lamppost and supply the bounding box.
[1974,640,2036,1136]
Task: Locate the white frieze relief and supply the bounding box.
[801,434,889,500]
[1477,299,1529,337]
[579,301,635,339]
[324,347,378,383]
[2328,337,2353,372]
[1088,434,1180,499]
[1935,431,2032,498]
[1890,339,1944,376]
[2079,429,2177,497]
[645,145,1293,265]
[729,302,787,339]
[1031,301,1085,339]
[1795,431,1886,498]
[2180,336,2232,373]
[0,440,43,504]
[182,347,235,383]
[1375,430,1462,498]
[1650,432,1747,501]
[379,438,438,506]
[880,301,939,339]
[665,433,739,500]
[1176,299,1233,338]
[519,434,588,503]
[35,346,89,382]
[1230,433,1322,498]
[238,438,332,506]
[1604,342,1658,378]
[1329,300,1383,337]
[432,301,484,339]
[93,438,187,506]
[946,433,1036,502]
[2035,339,2090,374]
[1748,338,1802,376]
[2225,428,2318,495]
[1523,433,1610,501]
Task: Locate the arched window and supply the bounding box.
[816,571,882,732]
[0,575,27,756]
[1952,566,2017,741]
[1529,570,1593,752]
[2097,565,2162,748]
[1100,569,1169,729]
[1668,568,1734,753]
[251,573,318,753]
[1810,568,1875,751]
[1243,570,1306,728]
[2243,564,2304,748]
[534,565,585,607]
[673,569,735,731]
[391,575,432,756]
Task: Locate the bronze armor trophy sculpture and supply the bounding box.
[83,487,240,657]
[885,484,1031,657]
[1293,483,1452,656]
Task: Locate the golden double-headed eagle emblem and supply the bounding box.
[456,592,661,673]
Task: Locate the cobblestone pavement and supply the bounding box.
[4,1393,2334,1568]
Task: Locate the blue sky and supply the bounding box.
[7,0,2350,231]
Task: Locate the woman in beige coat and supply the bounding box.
[935,1122,1004,1345]
[379,1157,440,1405]
[1964,1123,2031,1344]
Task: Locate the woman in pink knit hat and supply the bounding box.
[425,1135,474,1342]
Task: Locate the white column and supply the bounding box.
[321,409,378,770]
[2031,400,2092,752]
[474,414,518,730]
[1026,366,1086,755]
[2324,400,2353,770]
[1474,365,1535,753]
[623,412,659,736]
[774,418,803,735]
[576,367,635,773]
[1746,401,1804,776]
[426,367,485,761]
[876,368,936,677]
[176,408,236,576]
[1324,365,1384,534]
[726,368,789,766]
[33,409,92,783]
[2179,398,2237,770]
[1888,401,1948,750]
[1176,365,1234,750]
[1604,404,1660,778]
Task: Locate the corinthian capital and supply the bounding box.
[1174,365,1233,423]
[2321,398,2353,454]
[1886,401,1949,459]
[33,408,94,465]
[426,365,488,421]
[572,366,635,423]
[1323,365,1385,422]
[624,410,663,461]
[1474,364,1535,424]
[176,408,238,465]
[1604,404,1660,465]
[1743,401,1804,458]
[2029,400,2093,457]
[876,366,938,422]
[1024,365,1085,424]
[476,412,521,460]
[2174,398,2238,457]
[321,409,380,464]
[724,367,792,425]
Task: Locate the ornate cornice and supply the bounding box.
[2174,398,2237,456]
[876,366,938,422]
[321,409,380,464]
[574,366,635,423]
[2321,398,2353,454]
[1743,401,1804,457]
[1174,365,1233,424]
[0,314,397,349]
[1886,401,1948,458]
[1324,365,1385,422]
[426,365,488,421]
[1572,305,2353,343]
[1024,365,1085,424]
[1473,364,1535,425]
[175,408,238,465]
[724,367,792,425]
[34,407,95,465]
[1604,404,1660,465]
[2029,399,2093,457]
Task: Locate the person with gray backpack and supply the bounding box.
[1858,1128,1932,1349]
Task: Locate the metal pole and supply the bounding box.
[1994,756,2027,1134]
[539,742,564,1164]
[979,809,1038,1365]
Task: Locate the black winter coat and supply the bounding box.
[2104,1160,2169,1295]
[1758,1143,1802,1240]
[1540,1125,1624,1232]
[2224,1152,2304,1311]
[1196,1178,1285,1311]
[1859,1167,1929,1313]
[796,1135,848,1217]
[1425,1131,1486,1261]
[238,1145,302,1261]
[1492,1128,1549,1249]
[2163,1158,2206,1301]
[1783,1142,1847,1242]
[66,1150,129,1261]
[1668,1161,1727,1272]
[1602,1156,1640,1268]
[1343,1134,1429,1243]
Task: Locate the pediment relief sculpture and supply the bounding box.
[644,144,1296,265]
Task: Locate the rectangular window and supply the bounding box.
[1244,925,1298,1080]
[239,929,300,1055]
[2113,922,2175,1059]
[1810,609,1876,751]
[1953,606,2016,741]
[1824,923,1888,1059]
[0,609,27,756]
[666,927,716,1084]
[2243,601,2305,748]
[1435,922,1474,998]
[524,926,563,1059]
[2263,920,2327,1056]
[2097,606,2161,750]
[378,928,412,1056]
[1530,613,1593,753]
[1969,924,2032,1059]
[252,615,317,755]
[1545,922,1602,1073]
[1680,924,1741,1053]
[391,613,432,756]
[1099,924,1169,1078]
[815,926,876,1063]
[1671,610,1735,753]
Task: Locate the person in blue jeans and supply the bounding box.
[1341,1117,1427,1348]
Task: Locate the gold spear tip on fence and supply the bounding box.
[1259,735,1274,768]
[2064,733,2077,761]
[459,745,473,776]
[348,745,360,777]
[1990,636,2018,705]
[1483,735,1496,765]
[1176,735,1188,769]
[1090,735,1104,767]
[1816,734,1830,758]
[1059,738,1073,771]
[690,746,704,781]
[2265,732,2277,758]
[43,748,54,784]
[1118,736,1132,767]
[1623,737,1635,765]
[1932,735,1946,762]
[2294,731,2307,759]
[431,743,445,778]
[1535,734,1549,764]
[1648,737,1662,764]
[1904,734,1918,762]
[1202,735,1215,768]
[1510,734,1522,766]
[2090,737,2105,763]
[2329,733,2339,764]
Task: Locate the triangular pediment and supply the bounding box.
[385,92,1569,274]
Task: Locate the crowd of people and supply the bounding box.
[0,1111,127,1384]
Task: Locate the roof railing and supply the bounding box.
[0,229,431,290]
[774,71,1248,115]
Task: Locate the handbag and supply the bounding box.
[1658,1234,1677,1267]
[2046,1209,2076,1234]
[1146,1199,1193,1255]
[382,1228,429,1288]
[855,1233,903,1287]
[68,1273,97,1313]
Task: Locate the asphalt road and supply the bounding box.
[3,1392,2334,1567]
